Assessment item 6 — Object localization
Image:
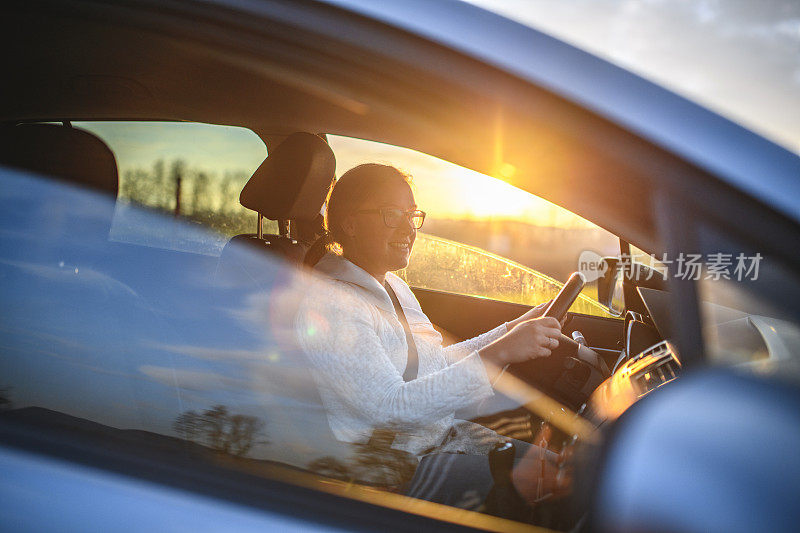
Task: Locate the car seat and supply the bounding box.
[215,132,335,281]
[0,122,119,243]
[0,122,118,195]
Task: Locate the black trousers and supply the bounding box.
[404,438,532,510]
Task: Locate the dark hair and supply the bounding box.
[304,163,412,266]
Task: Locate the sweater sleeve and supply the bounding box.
[296,282,494,429]
[442,322,508,365]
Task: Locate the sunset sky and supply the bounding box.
[328,135,594,227]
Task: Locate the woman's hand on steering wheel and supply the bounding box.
[479,316,562,369]
[506,300,551,330]
[507,299,568,331]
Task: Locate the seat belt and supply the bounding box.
[366,282,419,449]
[384,280,419,382]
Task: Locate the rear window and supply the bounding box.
[76,121,267,255]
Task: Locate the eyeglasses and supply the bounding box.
[355,207,426,229]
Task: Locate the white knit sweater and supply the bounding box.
[295,253,508,455]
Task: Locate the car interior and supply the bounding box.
[0,120,667,530]
[3,2,800,531]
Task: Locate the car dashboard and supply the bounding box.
[587,340,681,423]
[583,284,800,426]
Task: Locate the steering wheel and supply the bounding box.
[509,271,610,411]
[542,272,586,322]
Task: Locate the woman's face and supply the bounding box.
[343,180,417,278]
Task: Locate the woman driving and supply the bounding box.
[296,163,561,504]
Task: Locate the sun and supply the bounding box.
[328,134,596,228]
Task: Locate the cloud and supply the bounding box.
[136,359,321,407]
[0,258,139,298]
[138,365,246,392]
[149,343,267,362]
[247,364,321,405]
[775,18,800,42]
[0,325,93,354]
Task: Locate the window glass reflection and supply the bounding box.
[75,121,268,255]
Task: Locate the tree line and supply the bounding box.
[119,158,260,237]
[173,404,266,458]
[307,428,417,490]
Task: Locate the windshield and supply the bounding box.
[695,222,800,378]
[466,0,800,155]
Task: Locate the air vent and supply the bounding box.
[631,341,681,396]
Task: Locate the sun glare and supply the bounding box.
[328,135,596,228]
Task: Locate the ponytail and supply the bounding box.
[304,230,333,267]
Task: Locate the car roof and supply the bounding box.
[320,0,800,225]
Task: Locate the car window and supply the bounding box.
[0,168,597,531]
[0,169,355,485]
[630,244,666,272]
[695,222,800,377]
[75,121,267,256]
[328,135,617,316]
[0,123,628,531]
[631,231,800,376]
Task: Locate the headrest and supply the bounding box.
[240,132,335,221]
[0,123,118,196]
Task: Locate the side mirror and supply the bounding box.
[597,257,624,317]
